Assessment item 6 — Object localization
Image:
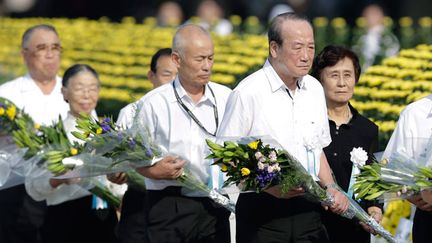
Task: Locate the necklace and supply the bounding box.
[329,105,352,128]
[172,82,219,136]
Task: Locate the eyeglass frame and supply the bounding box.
[23,43,63,56]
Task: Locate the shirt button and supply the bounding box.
[333,153,337,156]
[335,131,339,135]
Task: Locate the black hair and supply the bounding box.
[311,45,361,83]
[150,48,173,73]
[22,24,58,48]
[268,12,311,46]
[62,64,99,87]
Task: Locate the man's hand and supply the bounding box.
[107,172,128,185]
[360,206,383,234]
[420,189,432,205]
[49,178,81,188]
[408,194,432,211]
[326,188,349,215]
[136,155,186,180]
[264,185,304,199]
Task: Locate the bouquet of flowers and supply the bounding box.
[353,151,432,201]
[0,97,121,207]
[57,113,236,213]
[206,138,396,243]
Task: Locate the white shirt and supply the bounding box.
[136,77,231,195]
[117,101,139,129]
[383,95,432,166]
[218,60,331,179]
[0,74,69,125]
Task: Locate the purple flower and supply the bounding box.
[256,169,280,189]
[102,117,111,123]
[128,138,136,148]
[116,132,124,142]
[101,123,111,133]
[145,147,154,157]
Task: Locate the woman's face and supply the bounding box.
[62,71,100,117]
[320,57,356,106]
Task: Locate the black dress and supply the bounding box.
[322,104,382,243]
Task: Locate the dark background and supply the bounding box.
[1,0,430,26]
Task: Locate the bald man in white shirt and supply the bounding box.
[135,24,232,242]
[0,24,69,243]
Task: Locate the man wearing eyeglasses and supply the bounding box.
[0,24,69,243]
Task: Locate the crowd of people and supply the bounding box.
[0,10,429,243]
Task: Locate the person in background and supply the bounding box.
[311,45,383,243]
[135,24,232,242]
[0,24,69,243]
[112,47,177,243]
[156,1,184,27]
[353,3,399,71]
[116,47,177,129]
[217,13,348,243]
[193,0,233,36]
[25,64,119,243]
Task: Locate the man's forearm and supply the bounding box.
[318,152,335,188]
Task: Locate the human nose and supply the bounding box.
[336,76,346,87]
[300,48,310,62]
[202,58,212,71]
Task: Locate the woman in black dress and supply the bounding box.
[311,45,383,243]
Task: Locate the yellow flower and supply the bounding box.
[221,164,228,172]
[248,140,259,150]
[241,167,250,176]
[34,123,40,129]
[6,105,16,120]
[96,127,103,134]
[0,107,5,116]
[70,147,78,156]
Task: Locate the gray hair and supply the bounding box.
[172,24,211,57]
[268,12,312,47]
[21,24,59,48]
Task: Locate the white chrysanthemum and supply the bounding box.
[350,147,368,167]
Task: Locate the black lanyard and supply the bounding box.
[172,82,219,137]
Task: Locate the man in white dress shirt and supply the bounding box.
[217,13,348,243]
[0,24,68,243]
[113,48,177,243]
[135,24,232,242]
[382,95,432,243]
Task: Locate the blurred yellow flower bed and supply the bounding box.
[0,17,432,149]
[0,17,268,105]
[1,17,431,237]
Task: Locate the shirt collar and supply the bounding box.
[171,76,216,106]
[263,59,307,92]
[21,74,62,93]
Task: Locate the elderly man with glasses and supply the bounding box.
[0,24,69,243]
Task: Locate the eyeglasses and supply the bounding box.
[70,87,100,97]
[24,43,63,56]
